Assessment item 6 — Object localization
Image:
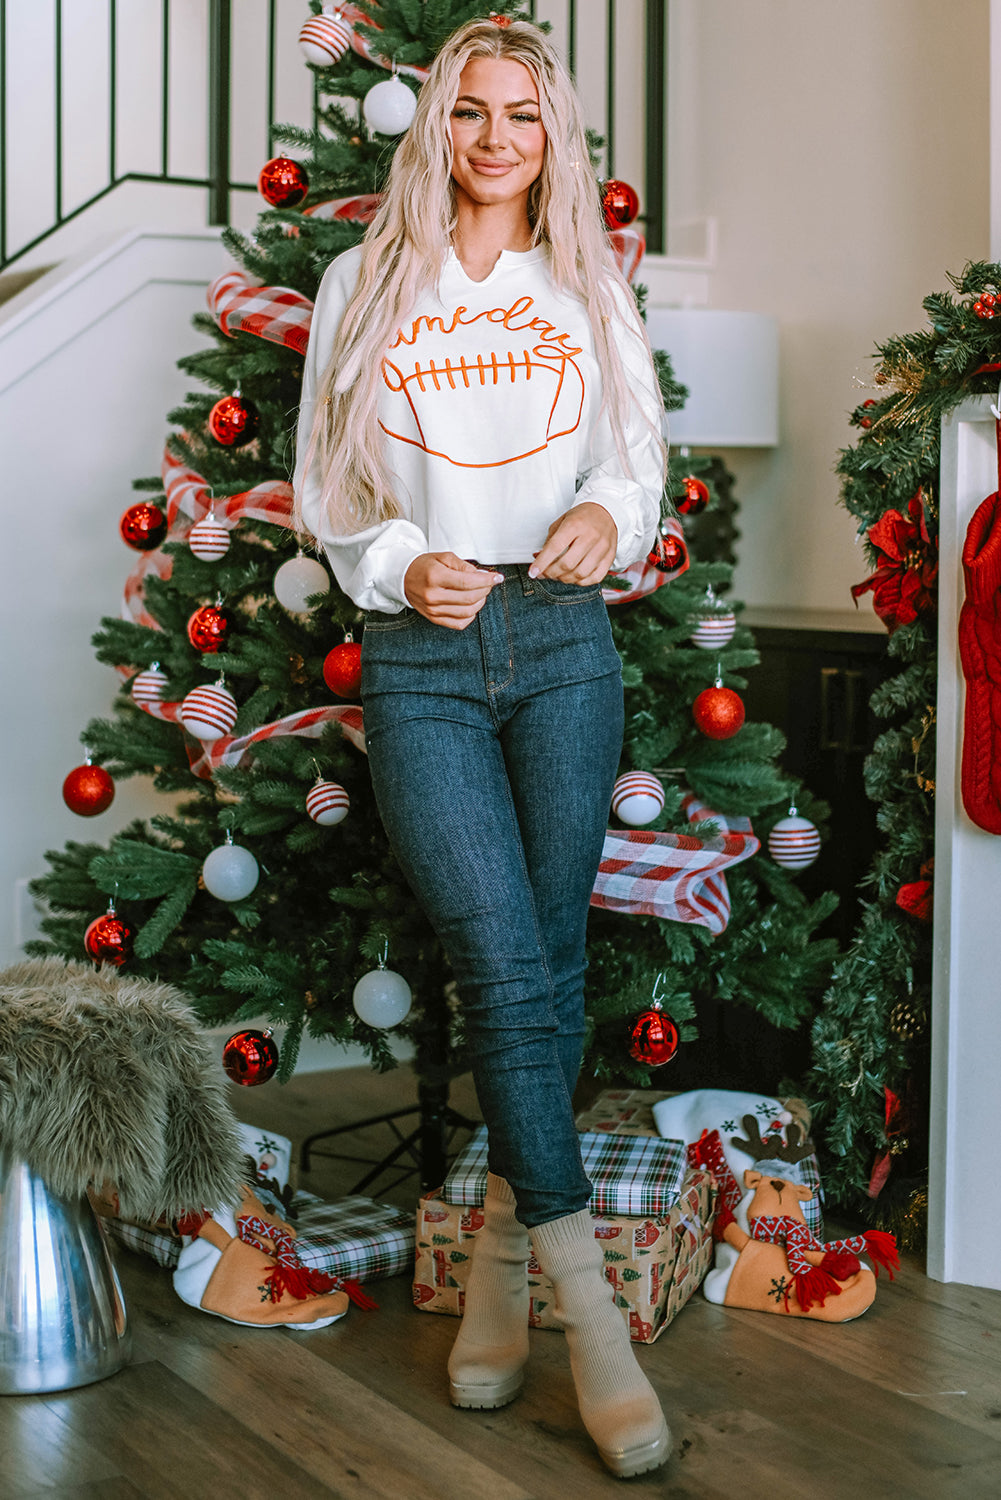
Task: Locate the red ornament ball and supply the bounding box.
[208,394,259,448]
[601,179,640,229]
[222,1028,279,1087]
[323,640,363,697]
[258,155,309,208]
[120,502,167,551]
[63,763,115,816]
[677,476,710,516]
[629,1007,679,1067]
[84,909,134,968]
[693,684,745,740]
[648,532,688,574]
[187,603,232,653]
[974,293,998,320]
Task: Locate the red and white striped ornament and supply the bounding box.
[180,682,238,741]
[306,778,350,826]
[131,665,169,706]
[189,513,231,562]
[299,6,352,66]
[690,610,737,651]
[611,770,665,827]
[767,806,821,870]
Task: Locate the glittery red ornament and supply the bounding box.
[187,603,232,653]
[208,394,259,447]
[63,763,115,816]
[693,683,745,739]
[258,155,309,207]
[222,1028,279,1086]
[84,908,134,967]
[323,640,363,697]
[648,532,687,574]
[119,501,168,550]
[628,1007,679,1067]
[677,476,710,516]
[601,179,640,229]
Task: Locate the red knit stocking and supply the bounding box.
[960,455,1001,833]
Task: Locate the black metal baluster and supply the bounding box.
[54,0,63,225]
[161,0,170,178]
[604,0,615,178]
[207,0,231,224]
[109,0,117,185]
[267,0,277,158]
[644,0,666,253]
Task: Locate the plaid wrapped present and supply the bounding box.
[103,1215,183,1269]
[414,1168,715,1344]
[290,1193,414,1284]
[442,1125,688,1219]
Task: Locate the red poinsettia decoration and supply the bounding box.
[851,488,938,632]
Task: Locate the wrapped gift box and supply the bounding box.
[414,1168,715,1344]
[443,1124,688,1219]
[574,1088,676,1137]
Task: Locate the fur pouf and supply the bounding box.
[0,958,245,1221]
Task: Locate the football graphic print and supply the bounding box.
[380,295,586,468]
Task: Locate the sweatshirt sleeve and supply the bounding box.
[293,249,429,613]
[574,281,665,571]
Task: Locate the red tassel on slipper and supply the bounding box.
[789,1266,843,1313]
[863,1229,900,1279]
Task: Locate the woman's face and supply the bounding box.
[449,55,546,215]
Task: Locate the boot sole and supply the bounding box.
[597,1422,671,1479]
[449,1369,524,1409]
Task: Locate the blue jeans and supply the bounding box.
[361,564,623,1227]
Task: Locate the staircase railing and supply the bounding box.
[1,0,667,274]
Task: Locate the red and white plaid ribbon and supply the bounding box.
[590,793,759,934]
[120,450,295,628]
[207,270,314,356]
[337,3,430,82]
[303,194,382,226]
[602,517,688,605]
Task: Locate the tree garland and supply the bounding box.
[810,260,1001,1248]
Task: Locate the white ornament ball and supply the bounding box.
[273,554,331,613]
[611,771,665,827]
[352,967,413,1028]
[690,611,737,650]
[131,666,169,706]
[363,75,417,135]
[189,516,231,561]
[180,683,238,740]
[299,7,352,66]
[306,779,350,826]
[768,809,821,871]
[202,841,260,901]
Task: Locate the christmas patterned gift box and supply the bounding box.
[574,1088,676,1137]
[414,1168,715,1344]
[442,1124,688,1219]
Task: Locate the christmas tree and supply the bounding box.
[31,1,836,1130]
[810,260,1001,1246]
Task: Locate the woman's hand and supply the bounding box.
[528,502,617,586]
[404,552,504,629]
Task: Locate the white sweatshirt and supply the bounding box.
[294,242,664,613]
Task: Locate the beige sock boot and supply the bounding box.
[531,1209,671,1478]
[448,1173,531,1409]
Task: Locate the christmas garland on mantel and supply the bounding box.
[810,260,1001,1248]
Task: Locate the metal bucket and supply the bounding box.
[0,1148,131,1394]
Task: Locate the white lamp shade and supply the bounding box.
[645,309,780,448]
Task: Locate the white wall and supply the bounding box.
[676,0,989,613]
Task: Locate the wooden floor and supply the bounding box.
[4,1065,1001,1500]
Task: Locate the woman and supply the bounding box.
[294,16,669,1479]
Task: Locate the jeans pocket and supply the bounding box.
[362,607,418,632]
[530,576,602,604]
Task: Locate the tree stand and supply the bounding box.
[300,1001,478,1193]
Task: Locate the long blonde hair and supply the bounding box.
[297,16,665,535]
